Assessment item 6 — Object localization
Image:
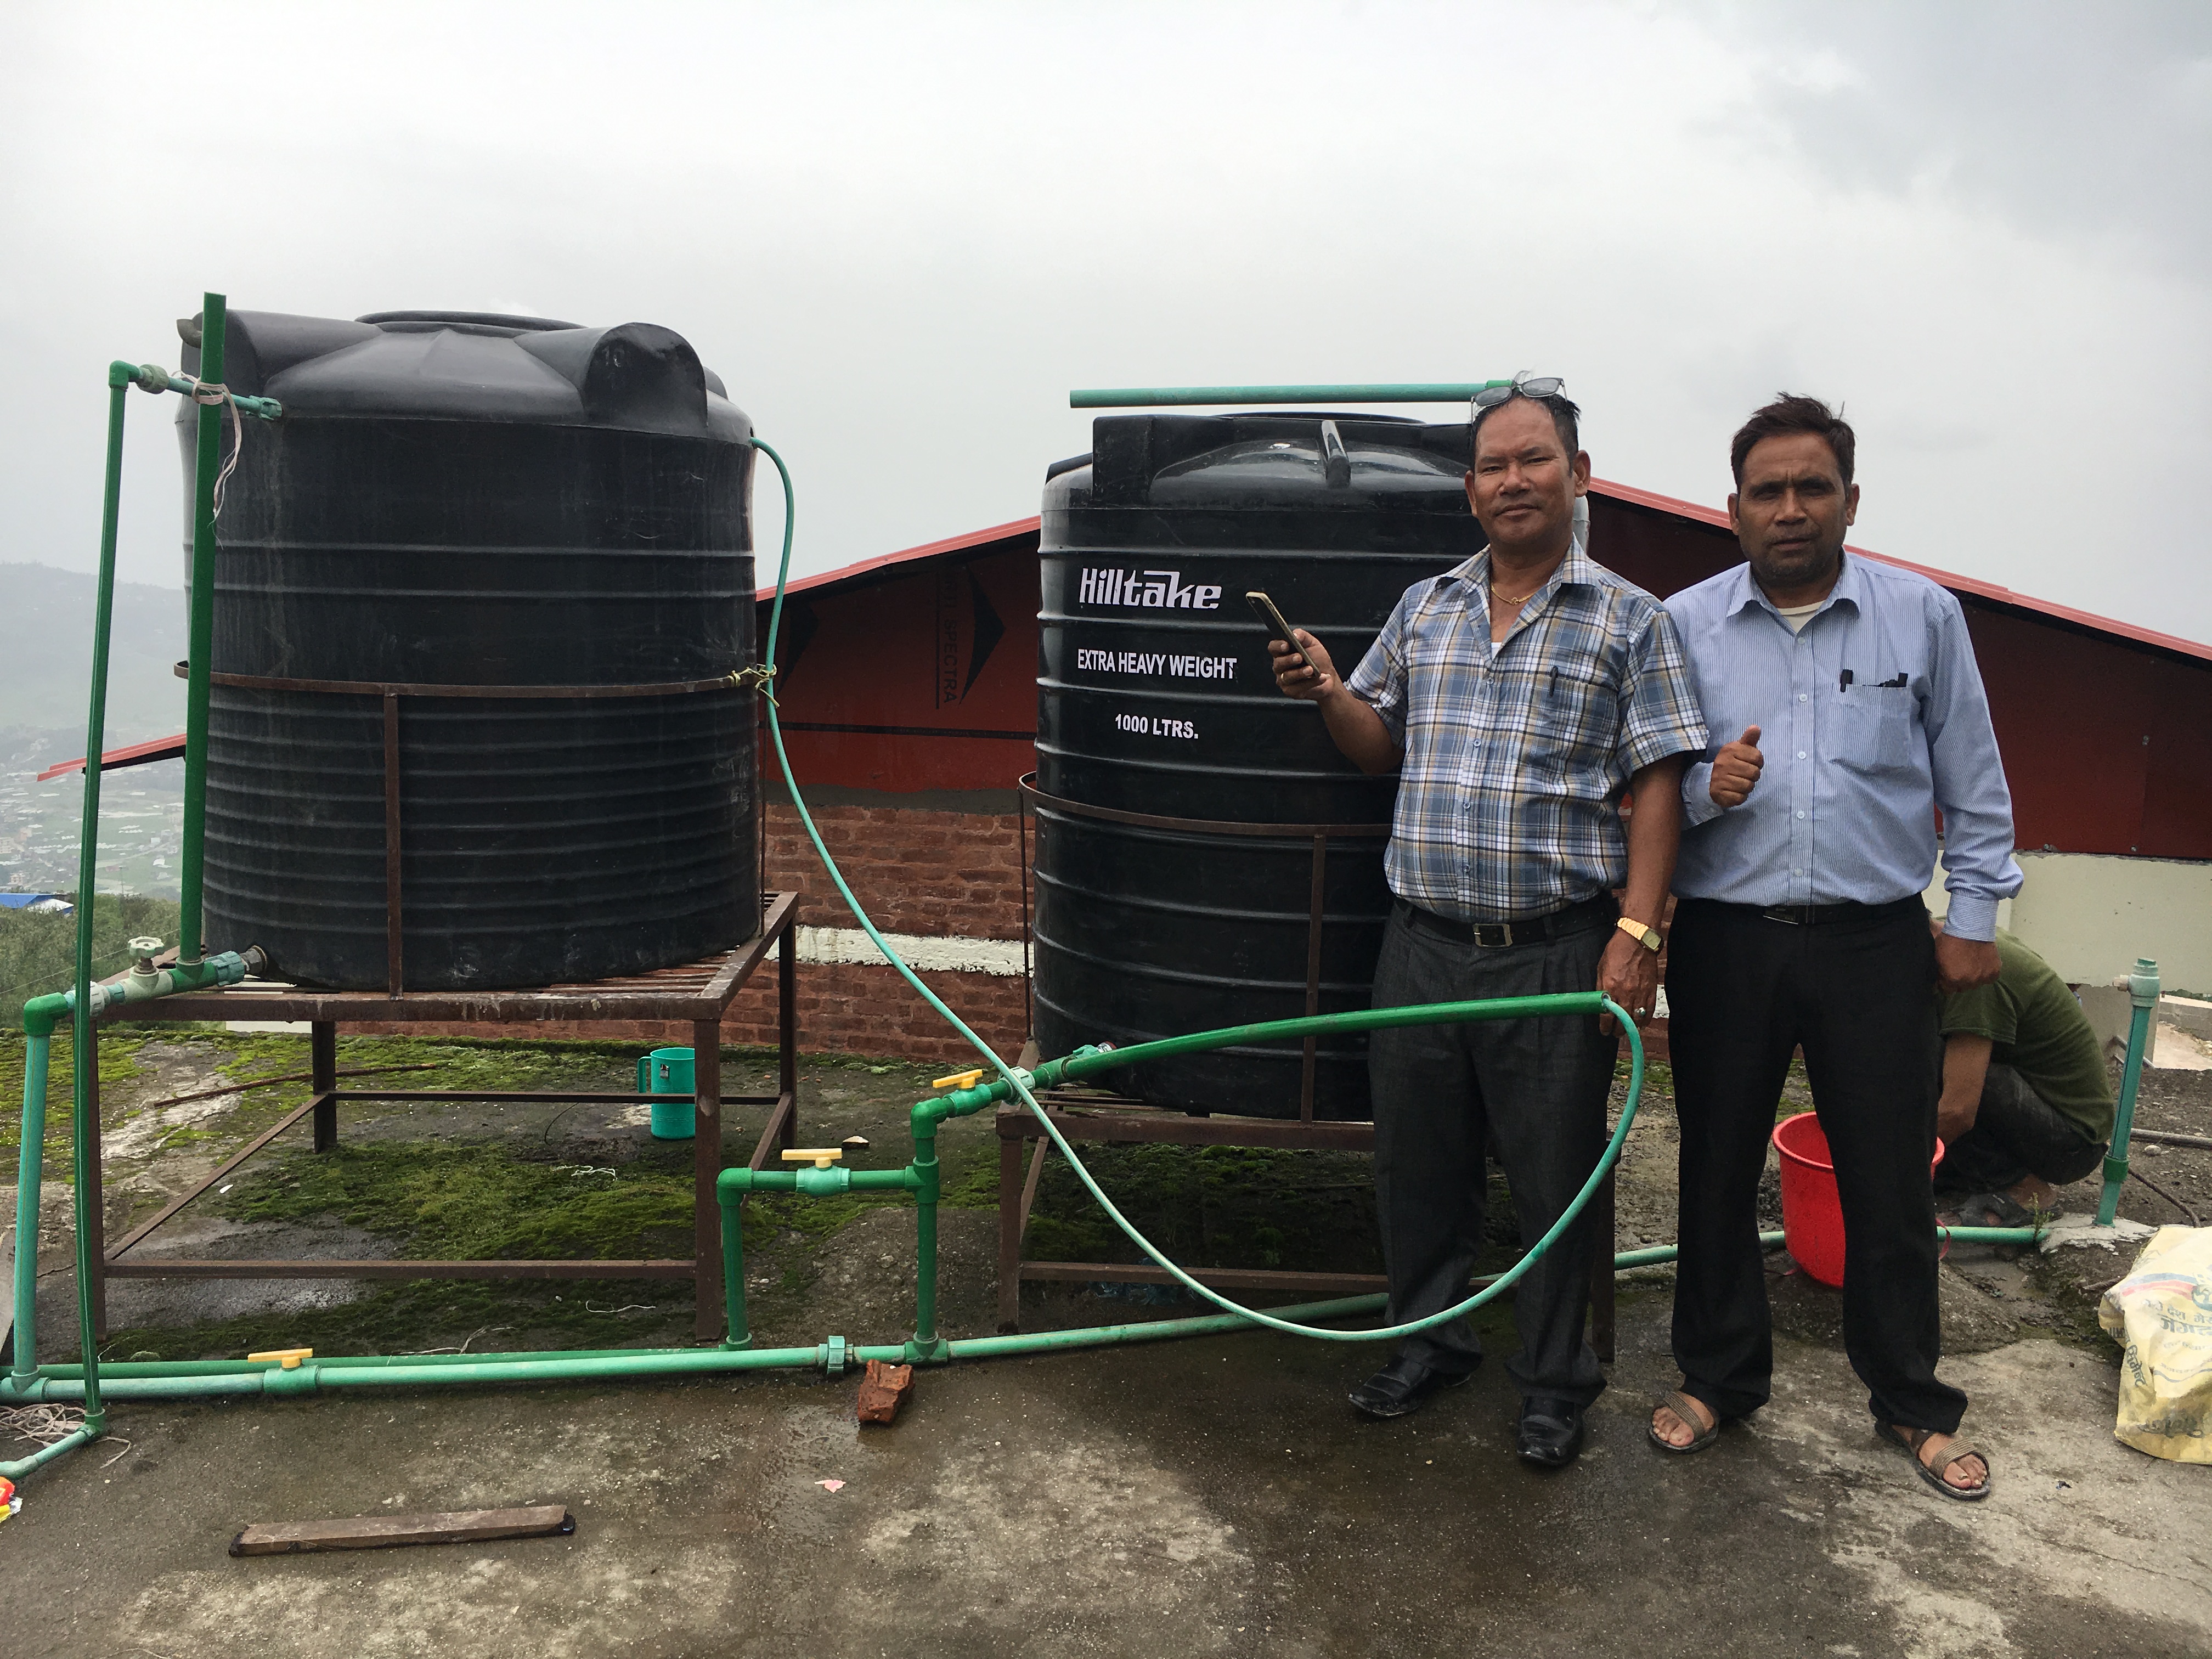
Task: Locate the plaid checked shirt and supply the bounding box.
[1347,544,1708,922]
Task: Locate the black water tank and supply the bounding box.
[1034,413,1480,1118]
[178,309,758,990]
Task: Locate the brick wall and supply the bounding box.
[763,802,1027,941]
[354,800,1033,1063]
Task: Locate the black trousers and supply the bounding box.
[1367,901,1618,1407]
[1667,897,1964,1432]
[1937,1063,2106,1193]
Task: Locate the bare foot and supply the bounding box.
[1891,1424,1989,1492]
[1652,1391,1717,1448]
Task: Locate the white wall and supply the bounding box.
[1927,850,2212,995]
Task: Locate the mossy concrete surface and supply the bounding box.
[4,1034,2210,1656]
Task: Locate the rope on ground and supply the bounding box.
[1,1401,128,1463]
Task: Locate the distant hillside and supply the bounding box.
[0,562,187,744]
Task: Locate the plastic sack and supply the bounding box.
[2098,1224,2212,1463]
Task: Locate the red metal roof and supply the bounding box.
[1591,478,2212,666]
[757,517,1040,603]
[36,733,189,782]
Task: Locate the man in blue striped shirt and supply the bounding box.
[1650,394,2019,1502]
[1272,385,1707,1468]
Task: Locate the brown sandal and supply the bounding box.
[1879,1423,1991,1502]
[1648,1389,1723,1454]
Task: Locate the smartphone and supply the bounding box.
[1245,590,1310,674]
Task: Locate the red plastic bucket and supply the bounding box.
[1771,1113,1945,1288]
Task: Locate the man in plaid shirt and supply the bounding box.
[1272,383,1706,1468]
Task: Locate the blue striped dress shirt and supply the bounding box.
[1668,554,2022,940]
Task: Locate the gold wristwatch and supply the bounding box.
[1616,917,1662,953]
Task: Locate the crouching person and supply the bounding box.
[1936,922,2114,1226]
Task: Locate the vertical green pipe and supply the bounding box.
[719,1187,751,1348]
[177,291,227,966]
[62,373,134,1431]
[2096,957,2160,1227]
[6,1034,50,1388]
[912,1121,941,1352]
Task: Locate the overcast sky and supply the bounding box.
[4,1,2207,647]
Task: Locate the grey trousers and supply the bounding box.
[1367,901,1617,1406]
[1936,1063,2106,1194]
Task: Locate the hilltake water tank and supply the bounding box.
[1033,412,1480,1118]
[177,309,759,991]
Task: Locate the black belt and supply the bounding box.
[1699,895,1927,927]
[1401,894,1617,950]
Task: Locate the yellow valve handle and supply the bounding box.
[247,1347,314,1370]
[780,1148,845,1170]
[932,1069,985,1090]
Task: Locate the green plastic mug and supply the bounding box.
[637,1047,696,1141]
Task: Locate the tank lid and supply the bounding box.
[357,310,583,335]
[1079,411,1472,509]
[181,309,747,438]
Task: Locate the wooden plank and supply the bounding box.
[231,1505,573,1556]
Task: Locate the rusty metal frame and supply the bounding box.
[1018,775,1386,1123]
[87,891,803,1341]
[1005,778,1616,1353]
[992,1095,1616,1358]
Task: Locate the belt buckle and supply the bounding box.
[1764,906,1807,927]
[1471,921,1516,949]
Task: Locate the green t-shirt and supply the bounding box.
[1939,929,2114,1142]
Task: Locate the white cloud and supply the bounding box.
[0,0,2204,648]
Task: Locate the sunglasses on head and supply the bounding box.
[1471,372,1566,416]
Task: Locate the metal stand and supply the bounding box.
[1006,777,1617,1352]
[87,892,802,1341]
[992,1090,1615,1357]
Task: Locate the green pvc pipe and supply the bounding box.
[2097,958,2160,1227]
[16,1237,1828,1402]
[4,1035,51,1391]
[0,1425,96,1482]
[67,372,139,1430]
[1071,383,1511,409]
[177,290,227,967]
[924,992,1622,1123]
[1940,1226,2045,1245]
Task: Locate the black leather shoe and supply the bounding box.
[1347,1353,1476,1419]
[1516,1397,1586,1467]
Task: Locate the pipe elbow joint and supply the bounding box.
[22,992,68,1039]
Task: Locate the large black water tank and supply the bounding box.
[178,309,759,991]
[1034,413,1480,1118]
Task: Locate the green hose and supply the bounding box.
[751,437,1640,1343]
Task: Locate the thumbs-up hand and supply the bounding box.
[1709,725,1764,808]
